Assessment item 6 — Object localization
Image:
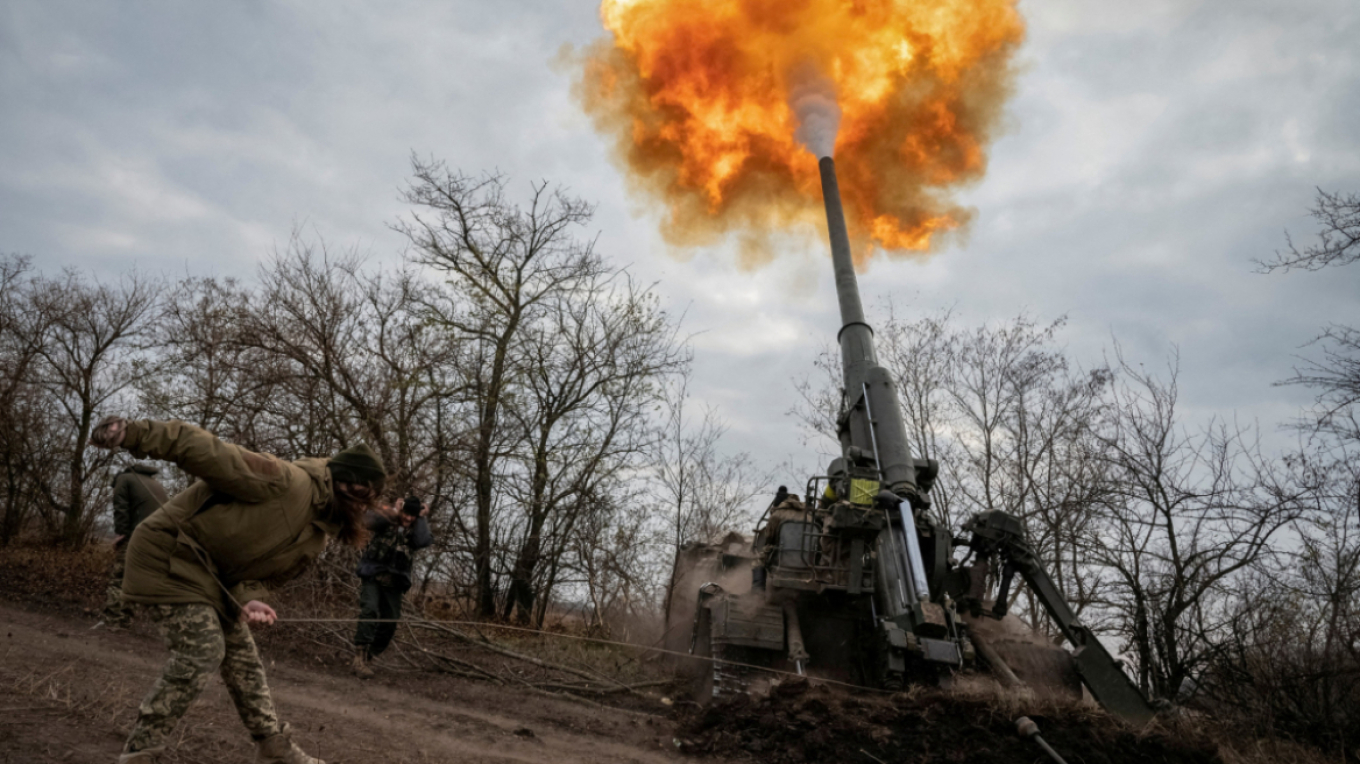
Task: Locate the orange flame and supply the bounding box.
[574,0,1025,267]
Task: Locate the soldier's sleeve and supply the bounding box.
[121,420,290,504]
[409,516,433,550]
[112,474,132,537]
[229,580,272,607]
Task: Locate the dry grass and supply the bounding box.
[7,660,134,723]
[0,540,111,610]
[1217,736,1345,764]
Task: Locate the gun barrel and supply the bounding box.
[817,156,919,501]
[818,157,866,329]
[817,157,878,397]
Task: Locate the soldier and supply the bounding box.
[753,486,807,589]
[351,494,432,677]
[95,462,169,630]
[88,416,386,764]
[763,489,809,545]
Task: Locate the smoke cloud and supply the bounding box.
[790,69,841,159]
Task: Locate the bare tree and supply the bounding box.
[394,158,611,617]
[0,256,62,543]
[1282,325,1360,443]
[1089,350,1304,698]
[657,371,770,626]
[1181,187,1360,749]
[1278,312,1359,445]
[1200,442,1360,752]
[138,275,277,442]
[569,486,665,638]
[874,310,963,522]
[237,238,461,491]
[1258,188,1360,273]
[19,268,159,545]
[662,378,769,548]
[499,275,688,624]
[1260,189,1360,443]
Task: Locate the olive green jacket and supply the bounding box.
[119,420,340,621]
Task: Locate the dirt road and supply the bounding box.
[0,602,703,764]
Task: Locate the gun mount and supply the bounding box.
[670,157,1156,726]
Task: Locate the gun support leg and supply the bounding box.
[993,563,1016,618]
[970,630,1024,689]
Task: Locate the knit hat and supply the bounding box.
[327,443,387,491]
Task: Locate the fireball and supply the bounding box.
[575,0,1025,266]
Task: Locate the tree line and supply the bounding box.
[0,157,766,633]
[4,161,1356,751]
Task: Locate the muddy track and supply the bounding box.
[0,602,708,764]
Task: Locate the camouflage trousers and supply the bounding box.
[100,545,135,627]
[124,604,282,753]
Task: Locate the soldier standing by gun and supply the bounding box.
[753,486,806,590]
[351,494,432,677]
[94,462,169,630]
[87,415,386,764]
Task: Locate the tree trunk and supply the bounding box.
[474,428,495,617]
[62,412,90,548]
[1,480,20,545]
[474,329,516,618]
[1134,596,1152,695]
[504,530,541,624]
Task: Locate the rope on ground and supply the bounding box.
[152,509,885,696]
[272,614,895,695]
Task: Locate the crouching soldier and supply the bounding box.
[88,416,386,764]
[96,462,168,630]
[352,495,432,677]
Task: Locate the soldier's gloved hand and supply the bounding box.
[241,600,278,626]
[89,415,128,450]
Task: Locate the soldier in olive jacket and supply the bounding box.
[88,416,384,764]
[98,463,169,628]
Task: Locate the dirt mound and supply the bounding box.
[674,680,1221,764]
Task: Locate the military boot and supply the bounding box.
[350,650,374,678]
[256,723,325,764]
[117,747,163,763]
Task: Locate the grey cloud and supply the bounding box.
[1,0,1357,476]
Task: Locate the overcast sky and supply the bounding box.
[2,0,1357,485]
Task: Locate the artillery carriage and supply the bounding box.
[670,157,1155,726]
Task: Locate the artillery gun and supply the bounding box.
[670,157,1155,726]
